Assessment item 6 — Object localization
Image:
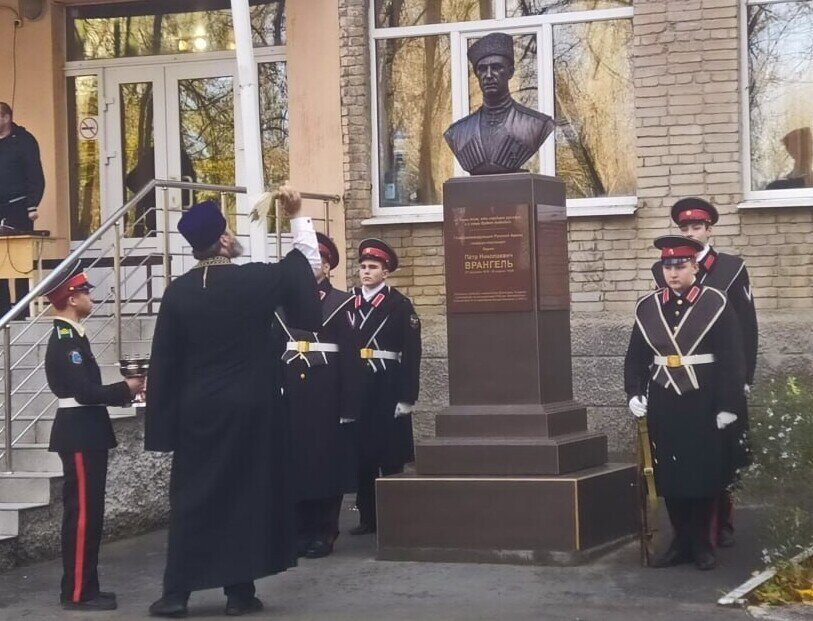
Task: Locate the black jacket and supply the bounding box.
[45,319,133,452]
[0,123,45,211]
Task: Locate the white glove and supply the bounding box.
[716,411,738,430]
[628,395,647,419]
[339,417,355,425]
[394,402,414,418]
[744,384,751,398]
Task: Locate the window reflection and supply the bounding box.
[259,62,290,231]
[748,3,813,191]
[507,0,630,16]
[553,19,635,198]
[68,76,100,241]
[375,0,493,28]
[377,36,453,207]
[467,33,539,173]
[68,1,285,61]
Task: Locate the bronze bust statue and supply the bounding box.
[444,32,555,175]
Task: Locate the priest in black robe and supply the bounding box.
[145,191,321,618]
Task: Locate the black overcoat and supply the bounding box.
[653,249,757,473]
[144,250,319,592]
[624,285,745,498]
[350,286,421,471]
[276,279,363,499]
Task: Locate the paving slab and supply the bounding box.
[0,504,770,620]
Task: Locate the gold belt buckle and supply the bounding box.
[666,354,682,368]
[360,348,374,360]
[643,467,654,476]
[296,341,310,353]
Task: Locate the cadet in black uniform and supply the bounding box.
[627,236,745,570]
[651,198,758,547]
[44,265,144,611]
[276,233,362,559]
[350,239,421,536]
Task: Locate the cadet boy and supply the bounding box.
[626,236,745,570]
[350,239,421,535]
[44,264,144,611]
[276,233,362,558]
[652,198,758,547]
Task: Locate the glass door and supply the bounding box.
[164,61,242,271]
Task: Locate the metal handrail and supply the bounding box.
[1,179,340,472]
[1,179,247,471]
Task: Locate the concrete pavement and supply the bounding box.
[0,504,766,620]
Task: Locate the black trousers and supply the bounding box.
[664,496,716,556]
[715,489,734,534]
[356,464,402,528]
[297,496,342,543]
[0,200,33,318]
[58,450,108,603]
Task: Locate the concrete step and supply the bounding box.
[415,432,609,476]
[0,472,59,504]
[8,445,62,473]
[0,502,48,537]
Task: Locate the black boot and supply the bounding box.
[148,593,189,618]
[61,595,118,612]
[225,596,264,616]
[305,539,335,559]
[651,539,692,568]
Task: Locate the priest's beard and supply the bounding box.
[227,238,244,258]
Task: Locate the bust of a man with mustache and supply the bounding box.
[444,32,554,176]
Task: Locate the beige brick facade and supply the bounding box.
[339,0,813,450]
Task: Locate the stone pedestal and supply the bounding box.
[376,173,637,564]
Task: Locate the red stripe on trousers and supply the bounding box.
[73,452,88,603]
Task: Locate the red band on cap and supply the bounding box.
[661,246,697,260]
[361,247,391,267]
[677,208,712,224]
[47,273,91,305]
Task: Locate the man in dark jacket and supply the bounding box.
[0,102,45,315]
[350,239,421,536]
[651,198,758,547]
[44,264,144,611]
[627,235,745,571]
[275,233,362,559]
[145,190,321,618]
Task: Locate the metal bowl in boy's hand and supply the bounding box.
[119,358,150,378]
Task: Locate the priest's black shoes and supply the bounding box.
[148,596,189,618]
[651,544,691,568]
[61,594,118,611]
[225,596,264,616]
[694,550,717,570]
[305,539,334,559]
[349,523,376,536]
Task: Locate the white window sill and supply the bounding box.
[363,202,638,225]
[738,197,813,210]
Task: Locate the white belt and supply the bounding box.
[654,354,715,368]
[7,196,26,204]
[286,341,339,354]
[360,348,401,361]
[58,398,104,408]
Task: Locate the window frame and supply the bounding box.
[368,1,636,221]
[740,0,813,209]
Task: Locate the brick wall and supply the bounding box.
[338,0,813,450]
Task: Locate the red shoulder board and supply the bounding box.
[686,286,701,303]
[371,292,386,308]
[661,288,670,304]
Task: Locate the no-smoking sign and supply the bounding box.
[78,116,99,141]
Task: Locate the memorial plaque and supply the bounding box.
[444,203,533,313]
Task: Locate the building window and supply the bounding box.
[370,0,635,216]
[67,0,285,61]
[745,0,813,197]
